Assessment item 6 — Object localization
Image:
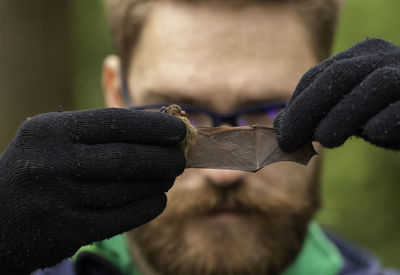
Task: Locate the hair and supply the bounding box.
[103,0,341,73]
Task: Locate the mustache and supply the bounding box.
[162,179,311,222]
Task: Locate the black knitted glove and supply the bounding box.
[275,38,400,152]
[0,108,186,274]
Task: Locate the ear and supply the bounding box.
[102,55,126,108]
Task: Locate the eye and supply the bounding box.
[185,111,212,127]
[236,106,284,127]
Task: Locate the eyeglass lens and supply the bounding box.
[134,105,283,127]
[187,106,283,127]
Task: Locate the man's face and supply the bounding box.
[104,1,320,274]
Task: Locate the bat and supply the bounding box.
[162,104,317,172]
[186,126,317,172]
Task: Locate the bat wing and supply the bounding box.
[186,126,317,172]
[254,127,317,171]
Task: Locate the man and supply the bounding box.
[100,1,332,274]
[0,0,399,274]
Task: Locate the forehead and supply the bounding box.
[128,1,318,110]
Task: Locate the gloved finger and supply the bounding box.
[283,38,397,111]
[273,56,338,129]
[314,67,400,148]
[72,143,186,180]
[335,38,399,58]
[362,100,400,150]
[69,193,167,242]
[65,178,175,209]
[277,55,388,152]
[274,58,338,128]
[63,108,186,146]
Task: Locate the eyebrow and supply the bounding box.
[143,90,200,106]
[143,89,290,109]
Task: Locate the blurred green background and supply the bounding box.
[0,0,399,269]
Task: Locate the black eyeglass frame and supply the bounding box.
[120,71,286,127]
[129,102,286,127]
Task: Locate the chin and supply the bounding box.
[129,209,313,275]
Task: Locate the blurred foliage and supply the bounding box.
[69,0,400,269]
[0,1,73,151]
[70,0,112,110]
[319,0,400,268]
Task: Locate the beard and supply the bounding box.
[126,175,319,275]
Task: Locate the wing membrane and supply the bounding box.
[186,126,317,172]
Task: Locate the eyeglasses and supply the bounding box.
[120,73,285,127]
[129,102,285,127]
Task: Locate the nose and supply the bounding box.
[203,168,247,187]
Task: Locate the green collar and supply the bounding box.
[74,222,343,275]
[282,222,343,275]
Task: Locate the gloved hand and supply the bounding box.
[274,38,400,152]
[0,108,186,274]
